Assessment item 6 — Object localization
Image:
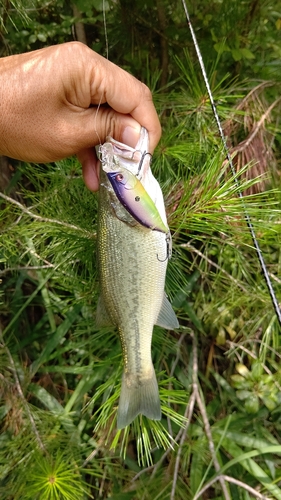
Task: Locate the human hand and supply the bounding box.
[0,42,161,191]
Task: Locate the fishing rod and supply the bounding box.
[181,0,281,327]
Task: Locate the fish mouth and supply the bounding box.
[98,127,151,178]
[109,126,149,162]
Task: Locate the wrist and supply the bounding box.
[0,54,24,159]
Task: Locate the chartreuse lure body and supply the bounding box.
[97,127,178,429]
[106,168,168,233]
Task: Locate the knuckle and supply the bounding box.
[141,82,153,101]
[68,41,86,53]
[63,41,91,61]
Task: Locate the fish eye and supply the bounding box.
[135,196,140,202]
[116,173,124,182]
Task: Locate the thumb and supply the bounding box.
[83,107,142,149]
[79,111,142,192]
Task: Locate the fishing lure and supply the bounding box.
[99,129,169,235]
[106,166,169,234]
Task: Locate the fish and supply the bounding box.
[96,127,179,429]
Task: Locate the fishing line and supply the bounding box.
[103,0,109,60]
[93,0,110,146]
[181,0,281,326]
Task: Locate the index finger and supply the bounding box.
[89,55,162,151]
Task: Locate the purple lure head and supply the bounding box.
[106,168,168,233]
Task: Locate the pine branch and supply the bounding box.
[171,332,230,500]
[167,332,186,437]
[132,332,230,499]
[232,97,281,153]
[180,241,248,293]
[193,474,269,500]
[0,191,93,235]
[0,329,45,452]
[0,264,54,276]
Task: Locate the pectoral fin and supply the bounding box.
[96,295,113,327]
[156,294,179,330]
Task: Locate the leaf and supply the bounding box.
[240,48,255,60]
[30,303,82,376]
[37,32,47,42]
[219,439,281,499]
[172,271,200,307]
[214,41,231,53]
[183,301,204,332]
[190,452,205,495]
[28,34,37,44]
[236,389,252,401]
[110,493,136,500]
[28,383,64,413]
[232,48,243,61]
[244,394,260,413]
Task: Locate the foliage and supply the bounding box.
[1,0,281,82]
[1,0,281,499]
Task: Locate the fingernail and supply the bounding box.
[122,123,141,148]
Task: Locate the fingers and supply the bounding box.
[58,43,161,152]
[104,74,161,152]
[78,114,142,192]
[0,42,161,169]
[78,109,144,192]
[77,105,140,143]
[78,148,100,192]
[87,51,161,152]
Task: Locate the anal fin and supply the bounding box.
[96,295,113,327]
[156,294,179,330]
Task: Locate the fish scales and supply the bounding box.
[98,176,167,377]
[97,128,179,429]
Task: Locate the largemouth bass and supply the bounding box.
[97,127,179,429]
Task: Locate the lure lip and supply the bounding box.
[98,127,150,178]
[109,126,149,169]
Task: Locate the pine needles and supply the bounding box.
[1,13,281,497]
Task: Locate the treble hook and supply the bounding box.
[137,151,152,177]
[157,232,172,262]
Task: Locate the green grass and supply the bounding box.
[1,55,281,500]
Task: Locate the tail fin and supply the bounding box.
[117,370,161,429]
